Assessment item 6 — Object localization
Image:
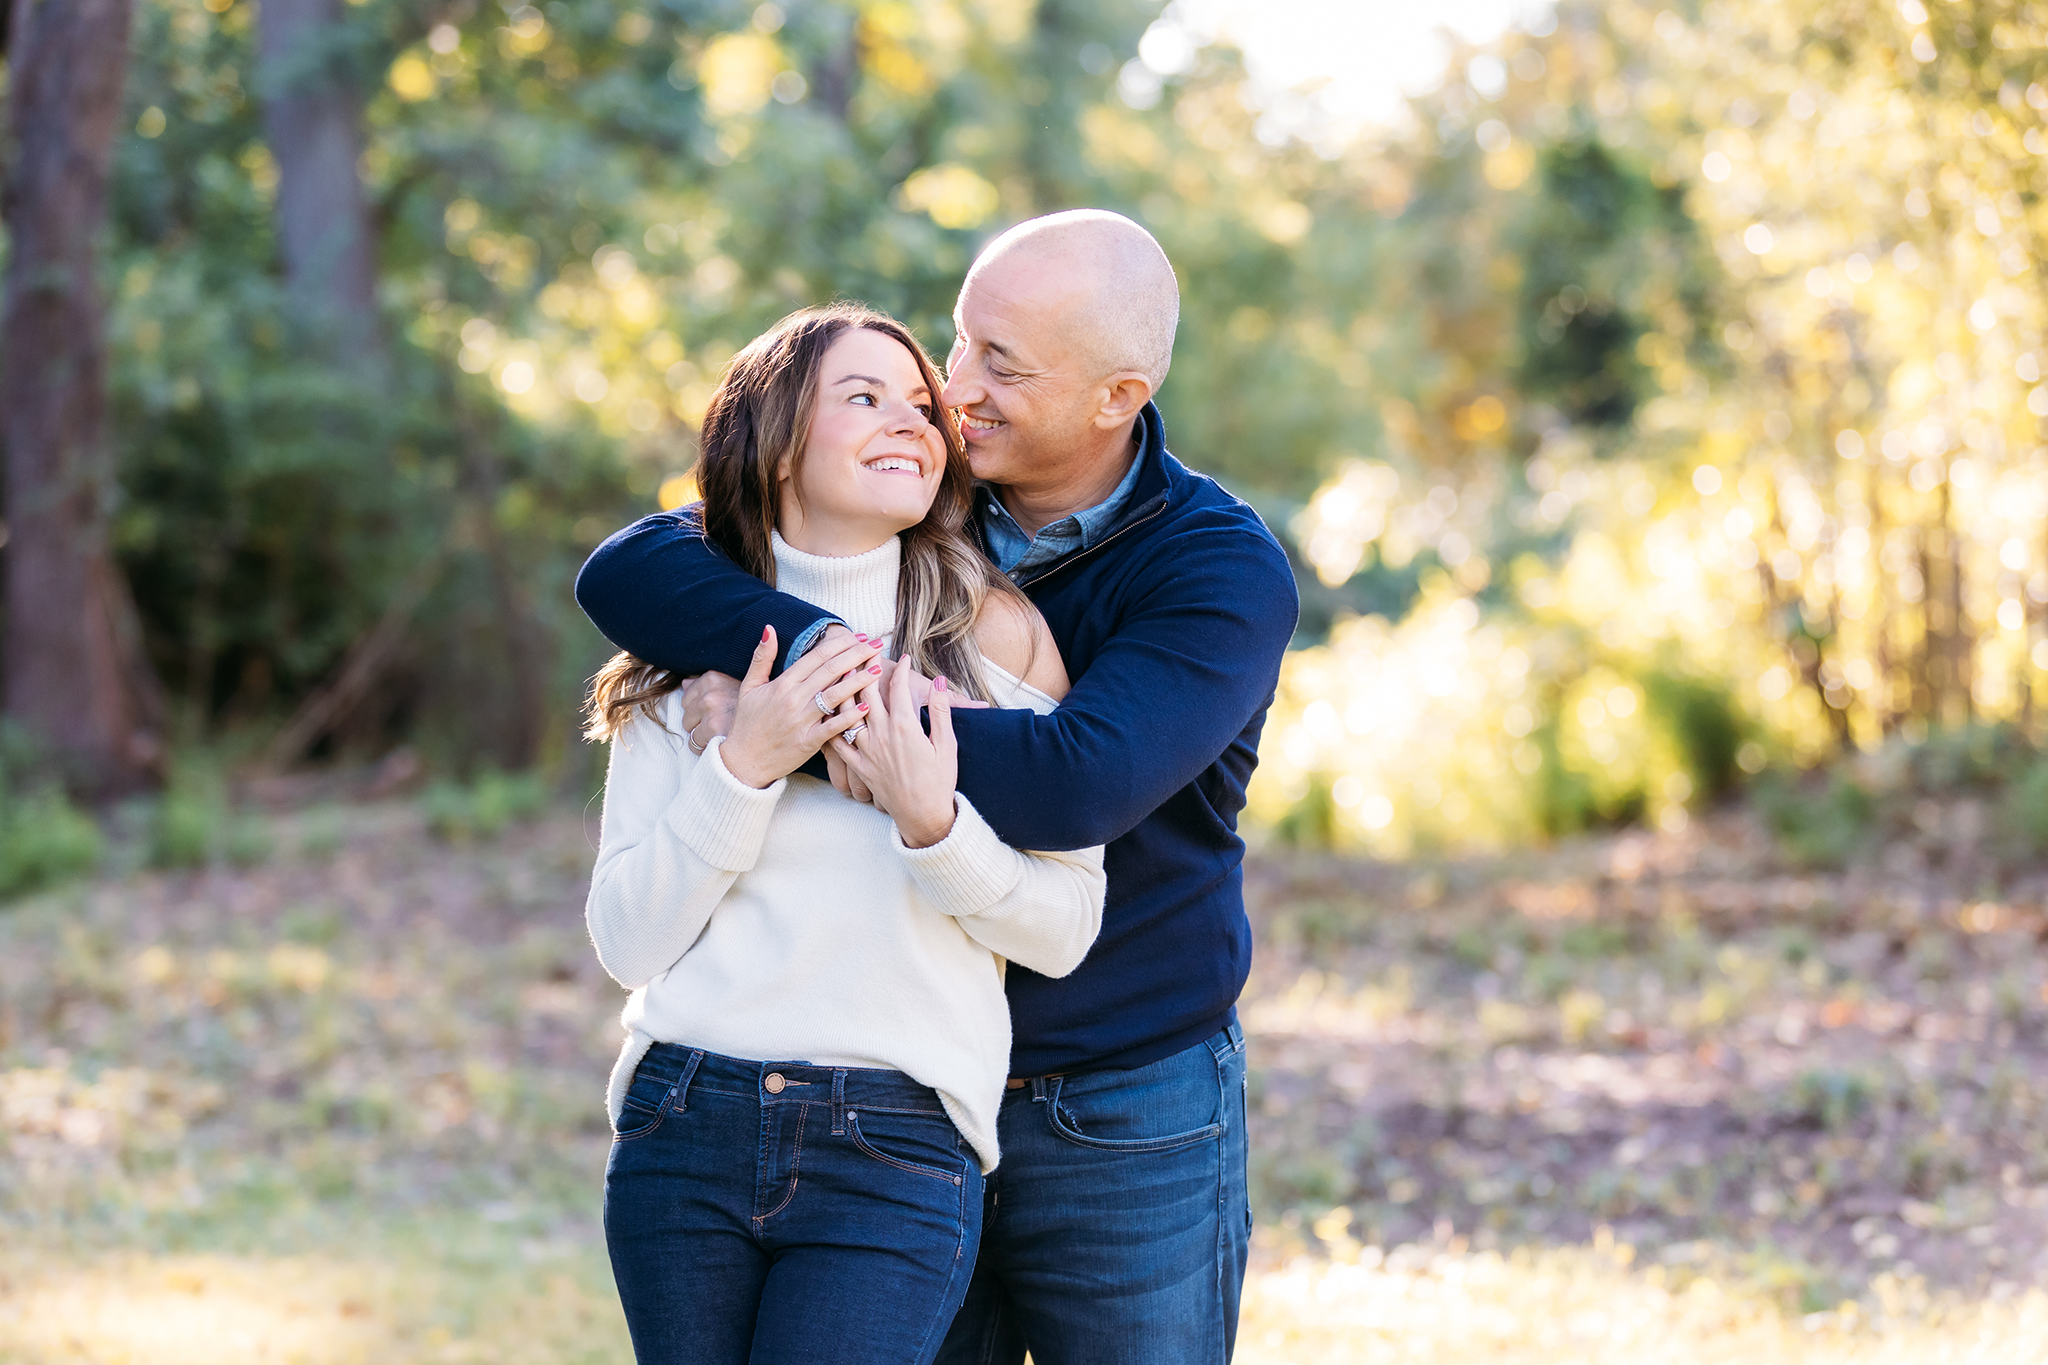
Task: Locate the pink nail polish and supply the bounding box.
[934,676,948,692]
[761,625,772,642]
[869,665,882,675]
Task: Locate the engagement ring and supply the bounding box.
[843,723,867,744]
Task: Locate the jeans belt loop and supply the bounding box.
[675,1049,704,1114]
[831,1068,848,1135]
[1029,1075,1049,1104]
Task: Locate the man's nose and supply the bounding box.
[939,361,976,410]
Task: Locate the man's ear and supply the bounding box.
[1091,371,1153,430]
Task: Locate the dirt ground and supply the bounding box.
[3,794,2045,1361]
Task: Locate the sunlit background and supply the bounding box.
[27,0,2036,867]
[8,0,2048,1358]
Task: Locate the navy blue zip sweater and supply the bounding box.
[574,403,1299,1075]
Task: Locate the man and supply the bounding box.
[575,210,1298,1363]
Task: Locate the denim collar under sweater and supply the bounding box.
[975,420,1152,582]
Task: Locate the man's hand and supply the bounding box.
[680,672,740,755]
[824,744,878,807]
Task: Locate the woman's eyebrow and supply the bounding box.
[830,372,889,387]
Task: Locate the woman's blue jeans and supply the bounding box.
[604,1043,984,1365]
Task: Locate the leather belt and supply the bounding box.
[1005,1073,1065,1090]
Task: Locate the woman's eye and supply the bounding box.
[917,404,935,419]
[851,392,877,406]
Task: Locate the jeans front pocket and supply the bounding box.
[845,1110,965,1185]
[1041,1046,1228,1155]
[613,1065,680,1141]
[1043,1092,1221,1154]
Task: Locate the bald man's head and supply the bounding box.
[964,210,1180,390]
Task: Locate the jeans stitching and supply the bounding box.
[909,1158,974,1361]
[1042,1076,1223,1154]
[845,1113,963,1184]
[612,1072,680,1142]
[1213,1044,1231,1364]
[673,1049,704,1113]
[756,1101,807,1222]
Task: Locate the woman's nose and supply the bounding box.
[889,399,929,434]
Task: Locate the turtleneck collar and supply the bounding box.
[770,530,901,643]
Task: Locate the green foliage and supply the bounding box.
[1756,773,1873,870]
[1641,672,1745,800]
[147,759,271,870]
[0,729,107,900]
[1512,136,1694,429]
[1273,775,1337,849]
[149,776,221,870]
[2003,761,2048,857]
[0,791,106,901]
[422,770,551,842]
[1782,1068,1877,1133]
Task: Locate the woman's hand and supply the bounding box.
[718,627,882,789]
[827,660,958,848]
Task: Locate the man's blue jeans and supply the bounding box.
[604,1044,983,1365]
[935,1024,1250,1365]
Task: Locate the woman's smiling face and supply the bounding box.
[777,327,949,556]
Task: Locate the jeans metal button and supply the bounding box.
[763,1072,785,1094]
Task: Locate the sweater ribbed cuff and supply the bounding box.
[895,794,1021,918]
[670,737,785,872]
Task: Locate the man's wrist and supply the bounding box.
[783,617,846,670]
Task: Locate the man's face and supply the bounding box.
[940,256,1097,490]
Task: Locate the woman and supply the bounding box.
[582,303,1104,1365]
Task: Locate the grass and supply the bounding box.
[4,792,2046,1361]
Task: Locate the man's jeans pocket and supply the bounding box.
[1041,1068,1225,1154]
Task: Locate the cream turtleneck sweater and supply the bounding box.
[585,532,1107,1172]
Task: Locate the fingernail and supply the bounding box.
[869,665,882,674]
[857,702,869,712]
[935,676,948,692]
[761,625,772,642]
[855,633,868,641]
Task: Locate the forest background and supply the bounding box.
[8,0,2048,1358]
[4,0,2048,867]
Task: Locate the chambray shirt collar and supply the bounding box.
[977,435,1148,579]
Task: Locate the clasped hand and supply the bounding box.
[715,627,879,789]
[700,628,965,848]
[824,659,959,849]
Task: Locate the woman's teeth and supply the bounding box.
[865,457,921,473]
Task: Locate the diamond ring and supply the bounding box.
[813,691,832,715]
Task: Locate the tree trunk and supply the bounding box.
[257,0,383,369]
[1,0,163,795]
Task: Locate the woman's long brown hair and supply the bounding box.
[584,303,1031,742]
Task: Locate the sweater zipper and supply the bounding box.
[1014,495,1171,591]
